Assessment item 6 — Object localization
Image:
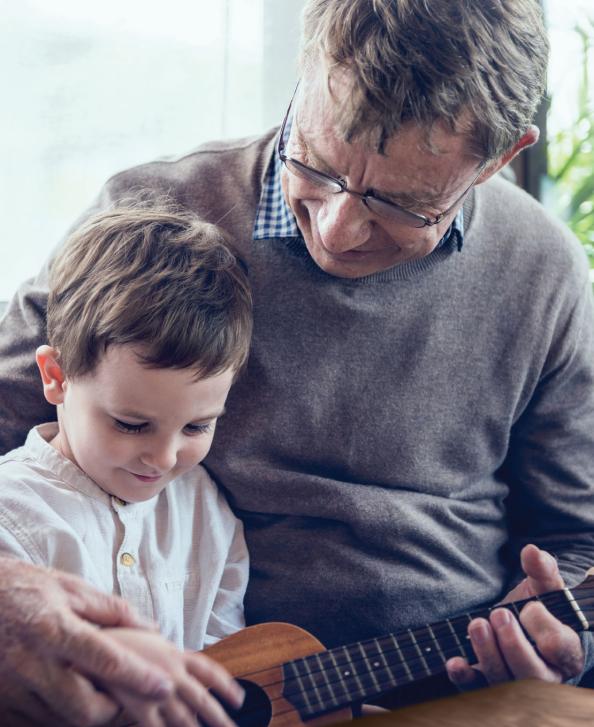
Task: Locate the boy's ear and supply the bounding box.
[36,345,67,405]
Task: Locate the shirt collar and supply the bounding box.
[253,121,465,251]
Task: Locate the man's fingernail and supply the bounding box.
[491,609,512,628]
[470,621,489,645]
[232,683,245,706]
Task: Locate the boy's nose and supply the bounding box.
[140,440,177,473]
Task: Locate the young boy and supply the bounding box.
[0,205,252,725]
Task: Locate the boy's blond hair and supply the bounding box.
[47,204,252,380]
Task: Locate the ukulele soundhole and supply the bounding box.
[224,678,272,727]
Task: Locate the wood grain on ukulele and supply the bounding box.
[204,576,594,726]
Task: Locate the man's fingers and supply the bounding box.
[486,607,559,682]
[520,544,565,595]
[467,616,511,684]
[446,656,487,690]
[519,601,584,680]
[36,668,120,727]
[57,572,157,630]
[2,690,63,727]
[109,688,166,727]
[186,653,244,710]
[182,652,242,727]
[2,662,118,727]
[158,697,199,727]
[53,622,173,701]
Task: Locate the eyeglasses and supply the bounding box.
[277,84,485,230]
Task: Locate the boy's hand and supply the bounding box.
[107,629,244,727]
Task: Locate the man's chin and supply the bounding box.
[309,247,399,278]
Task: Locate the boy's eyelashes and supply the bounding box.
[184,422,214,435]
[112,419,214,435]
[114,419,147,434]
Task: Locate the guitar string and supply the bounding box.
[231,605,583,724]
[228,594,593,721]
[235,587,590,685]
[234,591,585,701]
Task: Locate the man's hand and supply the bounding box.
[446,544,585,689]
[0,557,174,726]
[108,629,245,727]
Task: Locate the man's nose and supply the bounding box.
[316,192,373,253]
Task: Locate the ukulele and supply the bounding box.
[204,576,594,726]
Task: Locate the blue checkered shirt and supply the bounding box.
[253,122,464,249]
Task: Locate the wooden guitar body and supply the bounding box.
[203,578,594,726]
[204,623,352,726]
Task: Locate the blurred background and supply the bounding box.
[0,0,592,302]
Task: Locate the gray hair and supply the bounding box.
[299,0,549,159]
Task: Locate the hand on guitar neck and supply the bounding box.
[204,543,592,726]
[446,543,585,690]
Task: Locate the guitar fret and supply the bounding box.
[275,578,594,722]
[390,633,413,681]
[373,636,398,687]
[427,623,446,663]
[509,601,522,620]
[314,652,339,707]
[287,660,314,713]
[327,648,351,701]
[407,628,431,676]
[446,617,469,660]
[303,658,325,710]
[415,626,443,672]
[462,613,480,664]
[342,645,365,696]
[357,642,382,693]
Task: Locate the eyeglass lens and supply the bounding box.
[285,158,427,228]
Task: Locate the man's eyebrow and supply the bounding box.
[295,126,444,211]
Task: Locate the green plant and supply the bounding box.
[547,19,594,268]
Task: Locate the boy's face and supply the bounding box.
[41,345,235,503]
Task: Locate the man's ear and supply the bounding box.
[36,345,67,405]
[475,125,540,184]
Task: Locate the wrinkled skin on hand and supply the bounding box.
[109,630,245,727]
[0,557,173,726]
[446,544,585,690]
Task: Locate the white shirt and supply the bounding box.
[0,423,248,650]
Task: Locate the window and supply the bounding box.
[0,0,302,299]
[544,0,594,278]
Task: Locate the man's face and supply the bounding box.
[52,345,234,503]
[280,72,485,278]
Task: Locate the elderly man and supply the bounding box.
[1,0,594,723]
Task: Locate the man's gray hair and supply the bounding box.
[299,0,549,159]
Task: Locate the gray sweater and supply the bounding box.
[1,131,594,663]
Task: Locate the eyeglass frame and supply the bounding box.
[277,83,486,230]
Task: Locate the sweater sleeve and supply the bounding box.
[503,277,594,588]
[0,263,54,454]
